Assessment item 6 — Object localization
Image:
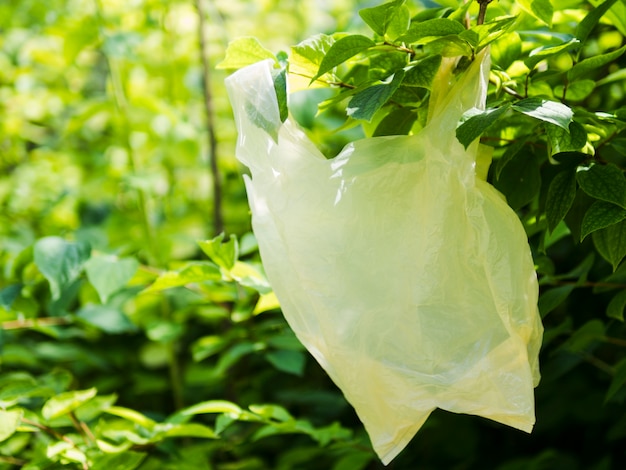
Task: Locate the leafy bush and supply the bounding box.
[1,0,626,468]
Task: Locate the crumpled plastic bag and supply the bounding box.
[225,50,543,465]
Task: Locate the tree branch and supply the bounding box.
[195,0,224,235]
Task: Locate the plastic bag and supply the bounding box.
[225,50,543,465]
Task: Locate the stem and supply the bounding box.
[195,0,224,235]
[476,0,493,26]
[0,456,27,466]
[70,412,95,446]
[2,317,72,330]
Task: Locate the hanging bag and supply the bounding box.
[225,49,543,465]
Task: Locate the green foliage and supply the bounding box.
[2,0,626,468]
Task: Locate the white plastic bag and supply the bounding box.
[225,50,543,465]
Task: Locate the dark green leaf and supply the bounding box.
[0,284,21,310]
[546,169,577,233]
[593,220,626,270]
[312,35,375,82]
[496,137,528,179]
[272,67,288,122]
[358,0,406,37]
[77,304,137,333]
[581,201,626,240]
[607,290,626,321]
[568,45,626,81]
[216,37,276,70]
[559,319,605,353]
[265,350,306,376]
[456,104,511,149]
[403,55,441,89]
[494,150,541,210]
[372,108,417,136]
[539,285,575,317]
[546,122,587,155]
[576,163,626,209]
[606,358,626,402]
[84,255,139,303]
[347,70,405,121]
[42,388,97,420]
[524,38,580,70]
[398,18,465,43]
[34,237,91,301]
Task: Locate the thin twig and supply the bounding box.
[2,317,72,330]
[195,0,224,235]
[476,0,493,26]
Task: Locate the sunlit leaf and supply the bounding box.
[456,105,511,149]
[217,37,276,70]
[42,388,97,420]
[512,98,573,130]
[311,35,375,82]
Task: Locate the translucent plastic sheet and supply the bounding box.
[225,50,543,465]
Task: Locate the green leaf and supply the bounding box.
[33,237,91,301]
[191,335,229,362]
[249,404,293,422]
[524,38,580,70]
[581,201,626,240]
[372,107,417,136]
[512,98,573,130]
[491,32,522,70]
[472,16,517,49]
[346,70,405,121]
[265,350,306,376]
[290,34,334,80]
[546,169,577,233]
[559,319,605,353]
[144,261,221,293]
[398,18,465,43]
[42,388,97,420]
[607,290,626,321]
[496,137,529,179]
[198,234,239,270]
[0,410,23,442]
[311,35,375,82]
[568,45,626,81]
[403,55,441,89]
[538,284,575,317]
[216,37,276,70]
[84,255,139,303]
[424,35,474,57]
[91,451,146,470]
[273,66,288,123]
[77,304,137,333]
[456,105,511,149]
[606,358,626,402]
[105,406,156,428]
[555,79,596,102]
[358,0,406,37]
[518,0,554,26]
[576,164,626,209]
[494,150,541,210]
[546,122,587,155]
[386,4,411,41]
[593,220,626,270]
[576,0,619,46]
[158,423,218,439]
